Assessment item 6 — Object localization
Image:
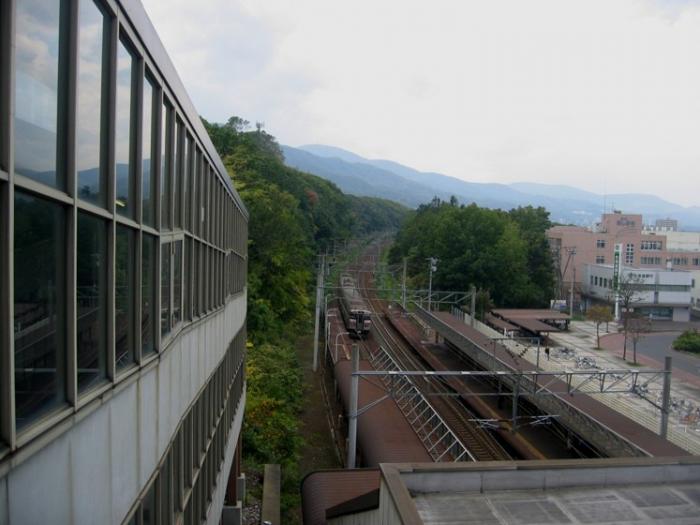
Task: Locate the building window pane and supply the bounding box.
[76,0,106,206]
[161,452,173,523]
[115,39,134,217]
[14,0,62,189]
[142,483,157,525]
[184,238,191,321]
[115,226,135,370]
[184,135,191,230]
[173,240,182,325]
[173,120,181,229]
[77,212,107,391]
[142,78,155,226]
[161,243,171,336]
[142,234,156,356]
[160,103,171,229]
[14,191,66,428]
[199,245,205,312]
[193,148,200,236]
[193,242,199,316]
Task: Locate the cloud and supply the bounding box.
[142,0,700,207]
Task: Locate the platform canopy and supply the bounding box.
[491,309,571,335]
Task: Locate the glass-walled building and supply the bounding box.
[0,0,248,523]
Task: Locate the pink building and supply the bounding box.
[547,211,700,298]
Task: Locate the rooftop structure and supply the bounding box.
[0,0,248,523]
[645,218,679,232]
[303,457,700,524]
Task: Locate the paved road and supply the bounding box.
[601,331,700,383]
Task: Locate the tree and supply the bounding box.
[474,288,494,321]
[614,272,645,361]
[586,305,613,349]
[627,314,651,364]
[388,200,554,309]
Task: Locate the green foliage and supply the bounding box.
[673,329,700,353]
[389,198,555,308]
[586,305,613,325]
[243,341,304,517]
[586,305,613,348]
[204,116,408,522]
[244,342,304,463]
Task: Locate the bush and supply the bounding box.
[672,330,700,353]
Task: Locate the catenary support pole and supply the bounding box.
[660,356,672,439]
[402,258,407,310]
[428,261,433,312]
[347,344,359,469]
[511,374,521,433]
[470,285,476,327]
[312,254,324,372]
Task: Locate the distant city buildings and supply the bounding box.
[548,211,700,316]
[645,218,680,232]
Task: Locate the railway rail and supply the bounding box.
[354,253,511,462]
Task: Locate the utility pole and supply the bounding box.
[427,257,438,311]
[347,344,359,468]
[312,254,325,372]
[402,258,407,310]
[569,249,576,317]
[613,243,622,321]
[660,356,672,439]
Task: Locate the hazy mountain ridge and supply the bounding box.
[283,144,700,230]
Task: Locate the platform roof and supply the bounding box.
[492,309,571,321]
[509,317,561,334]
[484,313,518,332]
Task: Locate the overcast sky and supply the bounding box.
[142,0,700,206]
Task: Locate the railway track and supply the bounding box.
[355,253,511,462]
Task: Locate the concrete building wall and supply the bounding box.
[664,232,700,252]
[0,295,246,525]
[582,264,691,320]
[690,271,700,314]
[206,383,246,525]
[0,0,249,522]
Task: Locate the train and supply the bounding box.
[339,274,372,338]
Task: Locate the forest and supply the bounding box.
[389,197,555,309]
[203,116,407,517]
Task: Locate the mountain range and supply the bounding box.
[281,144,700,230]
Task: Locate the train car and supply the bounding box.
[339,274,372,338]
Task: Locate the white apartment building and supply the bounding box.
[582,264,692,322]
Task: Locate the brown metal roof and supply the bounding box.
[301,469,380,525]
[492,308,571,321]
[485,313,519,332]
[334,359,432,466]
[509,317,560,333]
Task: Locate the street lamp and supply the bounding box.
[427,257,438,311]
